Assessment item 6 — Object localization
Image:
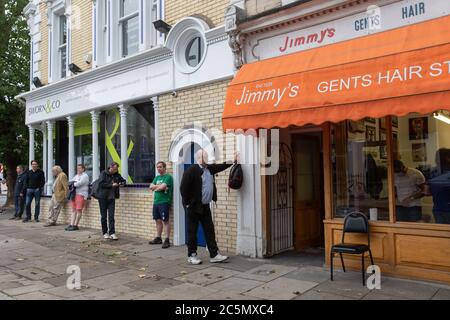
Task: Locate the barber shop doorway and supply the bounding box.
[267,126,325,256]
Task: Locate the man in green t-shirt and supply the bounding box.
[149,161,173,248]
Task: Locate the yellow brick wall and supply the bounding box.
[38,1,48,84]
[40,188,164,241]
[36,0,92,84]
[245,0,282,16]
[165,0,229,27]
[71,0,92,72]
[158,80,238,253]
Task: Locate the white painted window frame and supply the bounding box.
[48,0,71,83]
[118,0,139,58]
[93,0,164,66]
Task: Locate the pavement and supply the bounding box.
[1,197,450,300]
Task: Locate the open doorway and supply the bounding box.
[292,131,325,251]
[266,127,325,258]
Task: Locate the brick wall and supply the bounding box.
[245,0,282,16]
[38,1,48,84]
[36,0,92,84]
[158,80,238,253]
[71,0,92,72]
[39,188,167,241]
[165,0,230,27]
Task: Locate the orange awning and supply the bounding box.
[222,15,450,130]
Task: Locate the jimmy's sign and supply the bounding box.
[250,0,450,61]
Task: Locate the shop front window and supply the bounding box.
[393,111,450,224]
[74,115,94,179]
[105,103,155,183]
[331,118,390,221]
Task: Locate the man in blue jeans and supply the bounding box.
[24,160,46,223]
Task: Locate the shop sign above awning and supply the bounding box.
[222,15,450,130]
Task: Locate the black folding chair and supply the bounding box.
[330,211,374,286]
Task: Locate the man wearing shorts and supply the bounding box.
[149,161,173,249]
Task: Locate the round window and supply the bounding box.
[185,36,204,67]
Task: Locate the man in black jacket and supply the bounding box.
[24,160,46,222]
[96,162,126,240]
[180,149,238,265]
[10,165,27,220]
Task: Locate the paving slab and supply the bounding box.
[175,267,240,286]
[124,277,184,293]
[12,267,58,281]
[15,291,63,300]
[84,285,147,300]
[206,276,265,294]
[243,277,318,300]
[432,288,450,300]
[43,284,101,298]
[84,269,152,289]
[294,289,353,300]
[284,266,331,284]
[377,278,439,300]
[2,280,54,296]
[362,291,409,300]
[136,283,219,300]
[235,264,297,282]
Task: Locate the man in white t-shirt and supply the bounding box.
[394,160,426,222]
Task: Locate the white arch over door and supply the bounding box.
[168,127,218,246]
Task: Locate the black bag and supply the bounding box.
[67,182,76,201]
[228,162,243,190]
[90,179,101,199]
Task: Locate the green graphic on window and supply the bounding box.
[105,109,135,183]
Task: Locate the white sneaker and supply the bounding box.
[187,254,202,265]
[103,233,111,239]
[110,233,119,241]
[210,253,229,263]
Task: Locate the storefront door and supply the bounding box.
[292,133,325,250]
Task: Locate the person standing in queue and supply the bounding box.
[180,149,238,265]
[96,162,126,240]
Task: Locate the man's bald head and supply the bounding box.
[196,149,209,167]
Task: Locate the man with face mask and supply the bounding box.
[394,160,426,222]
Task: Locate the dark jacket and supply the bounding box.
[24,169,46,190]
[97,170,126,200]
[14,171,27,196]
[180,163,232,213]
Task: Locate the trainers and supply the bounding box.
[110,234,119,241]
[103,233,111,239]
[44,222,56,227]
[22,218,30,223]
[9,216,17,220]
[162,238,170,249]
[187,253,202,265]
[148,237,163,245]
[34,219,40,223]
[210,253,229,263]
[72,226,79,231]
[66,225,78,231]
[65,225,73,231]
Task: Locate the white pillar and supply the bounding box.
[119,104,129,182]
[41,123,48,195]
[28,125,36,167]
[152,97,160,164]
[46,120,55,194]
[91,111,100,180]
[67,116,76,178]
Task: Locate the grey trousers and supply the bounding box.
[48,196,64,223]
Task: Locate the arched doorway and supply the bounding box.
[168,127,218,246]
